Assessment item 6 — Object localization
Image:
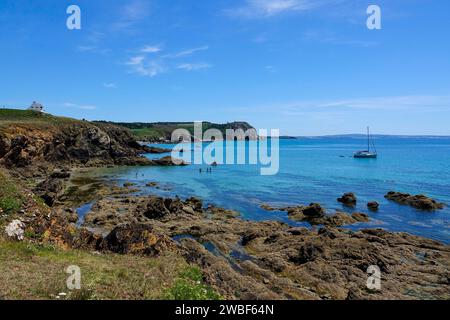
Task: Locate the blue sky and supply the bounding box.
[1,0,450,135]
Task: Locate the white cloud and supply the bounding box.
[103,83,117,89]
[176,63,212,71]
[112,0,151,31]
[126,55,145,66]
[141,45,162,53]
[125,44,211,77]
[164,46,209,58]
[63,102,97,110]
[137,61,165,77]
[227,0,317,18]
[126,56,165,77]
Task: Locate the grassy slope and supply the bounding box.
[0,232,220,300]
[131,123,216,139]
[0,239,187,300]
[0,160,221,300]
[0,109,80,124]
[0,170,24,214]
[132,127,168,141]
[0,109,85,135]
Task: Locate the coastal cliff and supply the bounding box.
[0,109,152,172]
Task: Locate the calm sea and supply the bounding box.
[84,137,450,243]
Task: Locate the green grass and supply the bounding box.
[0,108,81,126]
[0,170,23,214]
[0,109,40,120]
[0,239,194,300]
[164,266,222,300]
[130,124,195,141]
[131,127,167,141]
[130,123,228,141]
[108,121,253,142]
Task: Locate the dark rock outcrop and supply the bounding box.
[351,212,370,222]
[140,196,202,221]
[302,203,325,217]
[144,146,172,154]
[100,223,174,256]
[337,192,357,206]
[50,169,71,179]
[367,201,379,211]
[285,203,325,220]
[261,202,369,227]
[289,243,327,265]
[385,192,444,210]
[0,121,152,169]
[143,196,172,219]
[324,212,369,227]
[153,156,186,166]
[34,177,65,206]
[186,197,203,212]
[123,182,136,188]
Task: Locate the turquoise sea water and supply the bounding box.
[87,137,450,243]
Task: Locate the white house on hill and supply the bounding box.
[28,101,44,112]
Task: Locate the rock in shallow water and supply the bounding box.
[385,191,444,210]
[153,156,187,166]
[351,212,370,222]
[367,201,380,211]
[260,202,370,227]
[337,192,357,206]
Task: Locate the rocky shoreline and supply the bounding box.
[15,171,447,300]
[0,119,184,180]
[1,115,449,300]
[2,159,449,299]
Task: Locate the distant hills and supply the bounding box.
[95,121,256,142]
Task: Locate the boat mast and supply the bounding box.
[367,126,370,151]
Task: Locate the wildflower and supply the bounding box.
[5,219,25,240]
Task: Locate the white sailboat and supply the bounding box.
[354,127,377,159]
